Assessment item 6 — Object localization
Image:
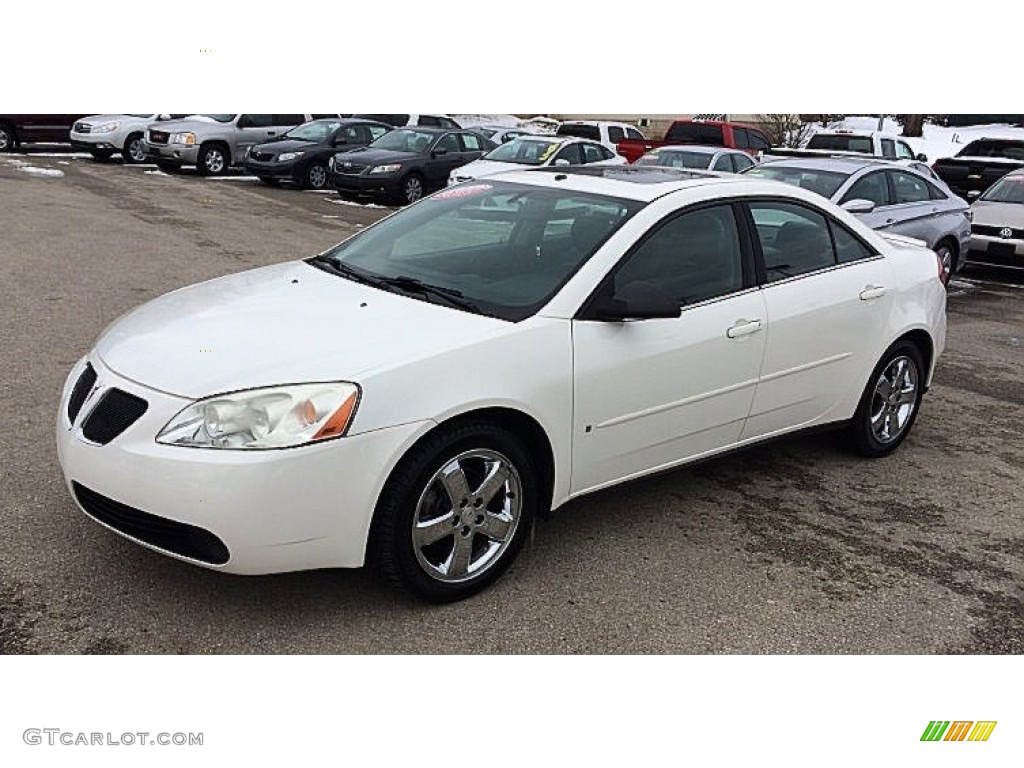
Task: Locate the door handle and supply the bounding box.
[884,218,895,224]
[726,319,762,339]
[859,285,888,301]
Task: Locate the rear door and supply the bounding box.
[741,199,895,439]
[884,169,943,244]
[236,115,277,157]
[571,202,766,492]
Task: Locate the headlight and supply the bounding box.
[277,151,303,163]
[170,132,196,145]
[156,383,360,450]
[93,121,120,134]
[369,164,402,174]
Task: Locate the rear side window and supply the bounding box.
[418,115,442,127]
[896,141,915,160]
[460,133,483,151]
[665,122,725,145]
[555,143,584,164]
[807,134,874,153]
[582,143,606,163]
[750,202,837,281]
[439,117,460,129]
[626,127,645,140]
[830,221,875,264]
[557,123,601,142]
[927,181,948,200]
[367,124,389,141]
[712,154,733,172]
[881,139,896,159]
[435,133,461,153]
[889,170,930,203]
[238,114,273,128]
[732,153,755,171]
[733,127,750,148]
[613,205,745,306]
[958,140,1024,160]
[607,126,625,143]
[842,171,890,207]
[748,131,772,151]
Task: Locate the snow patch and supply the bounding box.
[17,166,65,178]
[144,169,169,176]
[815,116,1024,161]
[327,197,388,209]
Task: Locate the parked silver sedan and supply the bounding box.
[635,145,757,173]
[966,169,1024,271]
[745,157,971,277]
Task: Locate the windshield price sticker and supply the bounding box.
[433,184,493,200]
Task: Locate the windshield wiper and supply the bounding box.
[379,275,484,314]
[309,256,385,287]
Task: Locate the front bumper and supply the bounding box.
[144,141,199,165]
[244,157,300,181]
[70,132,123,152]
[965,233,1024,269]
[56,355,429,574]
[331,171,401,199]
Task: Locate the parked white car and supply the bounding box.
[556,120,646,151]
[57,167,946,601]
[448,135,626,185]
[635,145,757,173]
[71,114,192,163]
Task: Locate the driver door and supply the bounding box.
[571,203,766,494]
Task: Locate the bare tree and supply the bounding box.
[756,114,814,147]
[897,115,926,137]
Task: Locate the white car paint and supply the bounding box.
[57,170,946,579]
[448,136,626,185]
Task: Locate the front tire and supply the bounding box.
[370,421,537,602]
[122,132,147,164]
[0,123,15,152]
[396,172,424,205]
[197,143,229,176]
[304,161,328,190]
[848,340,926,458]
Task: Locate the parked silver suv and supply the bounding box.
[145,114,338,175]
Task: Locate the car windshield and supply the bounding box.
[958,140,1024,161]
[200,114,236,123]
[369,130,437,153]
[285,120,341,142]
[316,181,643,321]
[636,150,712,169]
[744,164,850,199]
[980,175,1024,203]
[484,138,562,165]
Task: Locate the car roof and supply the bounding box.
[389,126,459,135]
[758,156,896,173]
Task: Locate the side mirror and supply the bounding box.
[553,158,571,167]
[841,198,876,214]
[966,190,982,200]
[915,153,928,162]
[589,281,681,322]
[432,147,448,157]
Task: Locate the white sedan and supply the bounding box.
[57,166,946,601]
[449,135,626,185]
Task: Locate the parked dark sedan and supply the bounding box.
[329,127,496,204]
[0,114,93,151]
[244,118,391,190]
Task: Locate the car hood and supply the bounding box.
[152,116,230,133]
[339,147,420,166]
[970,200,1024,228]
[251,138,326,154]
[454,159,523,178]
[95,261,508,399]
[80,114,146,124]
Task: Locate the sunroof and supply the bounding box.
[529,166,718,184]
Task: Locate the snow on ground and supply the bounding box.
[817,116,1024,160]
[327,197,387,209]
[144,169,169,176]
[454,114,521,129]
[17,166,65,178]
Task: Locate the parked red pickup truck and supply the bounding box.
[616,119,773,164]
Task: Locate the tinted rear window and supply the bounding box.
[665,122,724,145]
[957,140,1024,160]
[557,124,601,141]
[354,114,410,127]
[806,134,874,153]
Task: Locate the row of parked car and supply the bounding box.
[4,113,1022,273]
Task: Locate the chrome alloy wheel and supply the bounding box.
[127,136,146,163]
[869,355,919,444]
[412,449,522,583]
[307,163,327,189]
[204,148,226,174]
[936,243,954,280]
[403,175,423,203]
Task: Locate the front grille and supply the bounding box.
[148,130,169,145]
[81,389,148,445]
[250,150,274,162]
[73,482,230,565]
[67,363,97,424]
[972,224,1024,239]
[335,162,368,175]
[74,122,91,134]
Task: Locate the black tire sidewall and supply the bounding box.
[850,340,926,457]
[0,124,16,152]
[122,133,145,164]
[372,422,538,602]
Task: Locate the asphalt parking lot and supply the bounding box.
[1,150,1022,654]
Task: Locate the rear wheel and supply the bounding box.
[848,340,925,457]
[122,132,147,164]
[197,143,229,176]
[370,421,537,602]
[0,123,15,152]
[935,238,958,282]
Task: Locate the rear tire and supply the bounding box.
[935,238,958,282]
[121,132,147,164]
[848,340,926,458]
[369,421,537,602]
